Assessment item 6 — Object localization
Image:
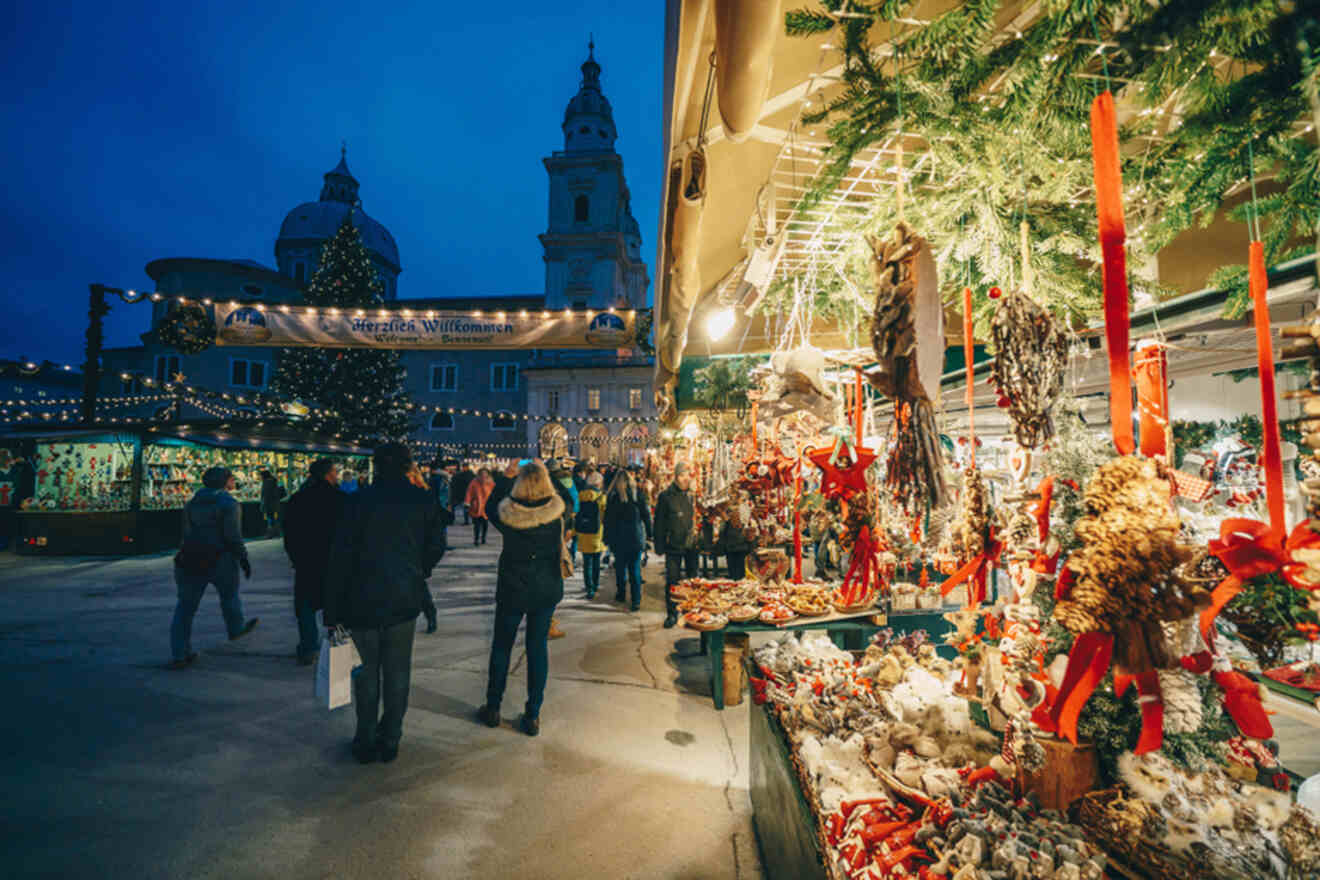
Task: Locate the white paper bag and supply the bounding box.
[315,627,361,710]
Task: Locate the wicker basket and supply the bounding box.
[1070,788,1200,880]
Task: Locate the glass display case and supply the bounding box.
[28,436,136,512]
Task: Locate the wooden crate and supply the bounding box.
[1017,735,1100,811]
[722,633,750,706]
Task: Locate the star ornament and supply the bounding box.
[808,442,876,500]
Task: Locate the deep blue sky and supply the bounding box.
[0,1,662,365]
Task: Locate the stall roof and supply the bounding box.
[0,422,371,457]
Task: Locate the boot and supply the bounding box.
[548,619,566,640]
[425,609,437,634]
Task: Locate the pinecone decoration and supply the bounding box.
[1056,456,1209,673]
[950,466,989,563]
[868,224,948,513]
[868,224,924,400]
[990,290,1067,449]
[1157,668,1203,734]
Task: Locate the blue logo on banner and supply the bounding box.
[220,306,272,343]
[585,311,628,346]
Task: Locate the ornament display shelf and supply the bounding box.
[697,609,955,710]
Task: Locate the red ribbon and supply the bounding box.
[1114,669,1164,754]
[1134,340,1169,458]
[963,285,976,468]
[1200,518,1320,639]
[1032,476,1055,544]
[1249,240,1286,540]
[1049,630,1114,746]
[1214,667,1273,739]
[841,526,881,605]
[1091,90,1134,456]
[940,538,1002,607]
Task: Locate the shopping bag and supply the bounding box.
[314,626,361,710]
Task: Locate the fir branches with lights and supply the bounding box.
[270,212,413,443]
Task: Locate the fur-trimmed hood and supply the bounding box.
[497,493,565,530]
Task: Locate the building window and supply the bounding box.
[430,363,457,391]
[574,194,589,223]
[629,388,642,410]
[491,411,516,431]
[230,358,268,389]
[154,355,180,382]
[294,262,305,283]
[429,412,454,431]
[547,390,560,411]
[491,363,519,392]
[587,388,601,411]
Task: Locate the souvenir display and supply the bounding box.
[29,440,133,512]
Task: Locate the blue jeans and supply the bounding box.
[582,552,601,594]
[171,562,245,661]
[486,604,556,719]
[615,552,643,605]
[350,618,416,750]
[295,600,320,658]
[569,534,578,563]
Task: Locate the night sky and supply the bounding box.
[0,1,662,365]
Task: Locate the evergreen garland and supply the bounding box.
[774,1,1318,328]
[269,212,413,443]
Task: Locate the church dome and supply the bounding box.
[562,41,616,152]
[276,149,400,273]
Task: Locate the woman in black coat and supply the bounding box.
[602,469,653,611]
[281,459,346,663]
[477,460,566,736]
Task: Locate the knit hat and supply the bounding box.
[202,466,233,489]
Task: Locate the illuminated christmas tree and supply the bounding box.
[270,212,413,442]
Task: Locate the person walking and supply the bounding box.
[169,467,259,668]
[451,464,475,525]
[653,461,698,628]
[465,467,494,546]
[407,463,443,634]
[259,469,286,537]
[282,459,345,664]
[574,472,607,599]
[323,443,447,764]
[340,469,359,493]
[550,460,579,563]
[602,469,652,611]
[720,505,755,580]
[477,461,566,736]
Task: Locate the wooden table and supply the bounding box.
[697,610,957,709]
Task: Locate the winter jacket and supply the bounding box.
[602,490,653,558]
[465,477,494,519]
[719,519,755,555]
[653,482,696,555]
[487,480,567,613]
[451,469,475,506]
[574,489,607,554]
[281,479,346,610]
[179,488,249,570]
[430,473,451,509]
[260,476,285,512]
[323,478,447,630]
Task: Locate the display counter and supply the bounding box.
[5,424,369,555]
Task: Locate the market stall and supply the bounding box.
[4,423,369,555]
[654,0,1320,876]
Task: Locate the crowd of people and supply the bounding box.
[164,447,741,763]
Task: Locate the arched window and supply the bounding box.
[574,195,589,223]
[430,412,454,431]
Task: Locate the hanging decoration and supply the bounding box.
[155,303,216,356]
[1049,456,1209,753]
[1134,340,1170,459]
[867,223,947,514]
[989,290,1067,449]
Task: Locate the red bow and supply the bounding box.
[1200,518,1320,640]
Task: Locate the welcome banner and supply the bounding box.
[213,303,641,350]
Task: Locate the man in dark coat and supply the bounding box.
[719,505,755,580]
[324,443,447,764]
[653,461,698,628]
[282,459,345,665]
